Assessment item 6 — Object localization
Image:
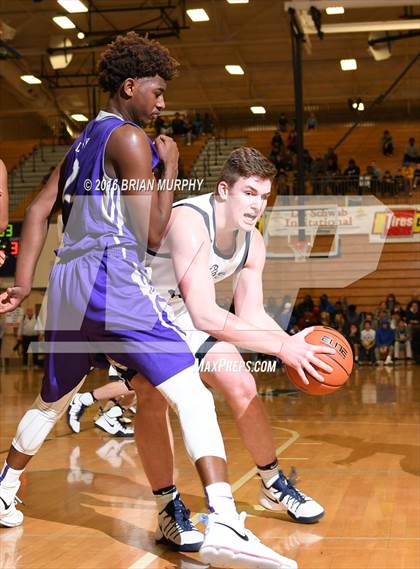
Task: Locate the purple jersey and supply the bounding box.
[59,111,159,261]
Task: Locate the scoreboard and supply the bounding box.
[0,222,22,277]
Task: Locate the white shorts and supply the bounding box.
[172,311,212,357]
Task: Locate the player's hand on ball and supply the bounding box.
[155,135,179,168]
[0,285,30,313]
[279,327,335,385]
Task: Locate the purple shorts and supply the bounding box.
[41,248,194,402]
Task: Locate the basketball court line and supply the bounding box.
[128,427,300,569]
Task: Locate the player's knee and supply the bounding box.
[12,395,64,455]
[225,372,257,407]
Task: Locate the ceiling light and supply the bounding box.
[53,15,76,29]
[227,0,249,4]
[20,75,42,84]
[71,113,89,122]
[225,65,244,75]
[77,31,85,39]
[250,106,266,114]
[186,9,209,22]
[326,6,344,15]
[57,0,88,13]
[340,58,357,71]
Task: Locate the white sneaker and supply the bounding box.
[259,471,324,524]
[0,482,24,528]
[199,512,297,568]
[95,405,134,437]
[385,355,393,365]
[67,394,90,433]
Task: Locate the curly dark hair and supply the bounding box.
[217,147,277,187]
[98,31,179,95]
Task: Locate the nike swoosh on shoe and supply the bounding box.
[214,522,249,542]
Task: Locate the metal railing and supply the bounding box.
[277,172,415,196]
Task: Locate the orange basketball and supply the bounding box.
[285,326,353,395]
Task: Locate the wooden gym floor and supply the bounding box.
[0,363,419,569]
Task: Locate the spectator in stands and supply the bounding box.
[310,157,325,194]
[295,294,314,319]
[306,112,318,130]
[278,112,289,132]
[375,321,394,365]
[324,147,338,171]
[406,301,420,327]
[275,171,290,196]
[390,311,401,330]
[347,323,361,364]
[346,304,360,328]
[374,302,390,327]
[385,294,397,313]
[319,294,335,315]
[319,311,330,327]
[203,113,215,136]
[360,320,376,365]
[370,161,382,181]
[406,294,419,313]
[401,162,415,194]
[192,113,203,137]
[183,115,193,145]
[333,312,347,335]
[381,170,395,195]
[394,320,413,362]
[271,130,284,149]
[381,130,394,156]
[171,112,185,136]
[343,159,360,192]
[394,167,410,194]
[403,137,420,164]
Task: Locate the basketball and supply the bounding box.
[285,326,353,395]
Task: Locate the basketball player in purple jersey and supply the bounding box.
[0,33,297,568]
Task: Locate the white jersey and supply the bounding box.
[146,193,252,353]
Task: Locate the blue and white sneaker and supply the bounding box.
[67,394,89,434]
[156,493,203,552]
[259,470,324,524]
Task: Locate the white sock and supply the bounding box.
[257,460,279,488]
[0,462,24,501]
[205,482,237,516]
[153,485,178,510]
[79,392,95,406]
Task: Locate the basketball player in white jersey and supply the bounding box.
[71,148,332,554]
[137,148,329,531]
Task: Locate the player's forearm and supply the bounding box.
[193,307,286,357]
[237,309,289,337]
[14,206,49,292]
